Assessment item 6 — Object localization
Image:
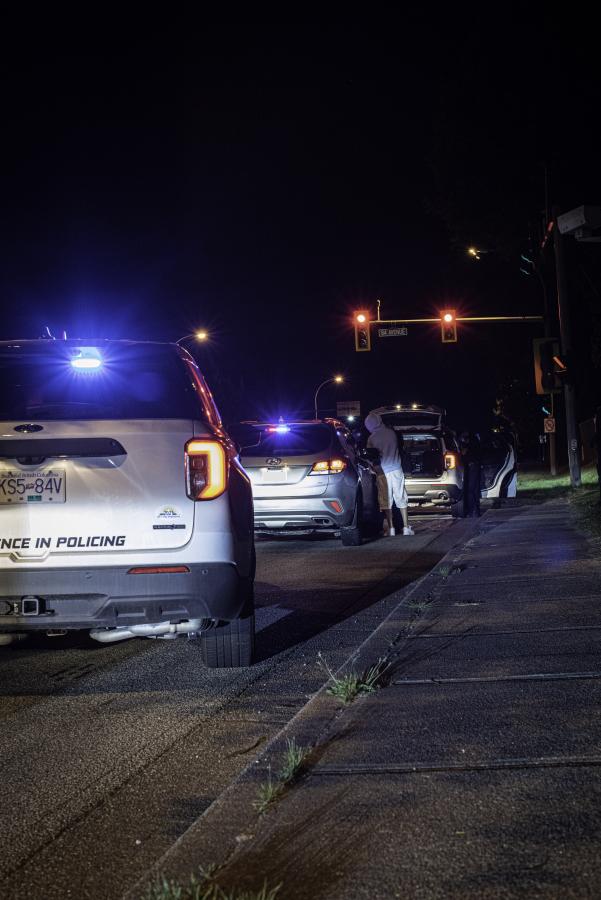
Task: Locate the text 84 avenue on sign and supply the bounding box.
[378,327,408,337]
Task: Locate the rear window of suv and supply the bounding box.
[0,343,209,421]
[238,424,333,457]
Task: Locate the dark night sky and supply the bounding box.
[2,15,600,439]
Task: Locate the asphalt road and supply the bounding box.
[0,516,456,900]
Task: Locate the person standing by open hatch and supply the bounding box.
[460,430,482,517]
[594,405,601,505]
[365,411,414,536]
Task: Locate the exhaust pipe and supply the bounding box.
[89,618,204,644]
[0,633,28,647]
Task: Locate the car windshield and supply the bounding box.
[0,343,206,421]
[238,424,333,457]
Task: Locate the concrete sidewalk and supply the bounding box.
[131,499,601,899]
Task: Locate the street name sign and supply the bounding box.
[378,327,408,337]
[337,400,361,418]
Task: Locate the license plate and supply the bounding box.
[0,470,66,504]
[261,468,286,484]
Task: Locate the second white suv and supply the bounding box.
[0,338,255,667]
[366,404,465,516]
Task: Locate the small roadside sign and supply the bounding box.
[544,417,556,433]
[337,400,361,418]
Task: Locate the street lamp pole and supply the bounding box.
[314,376,343,420]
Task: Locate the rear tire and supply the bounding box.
[451,496,465,518]
[200,577,255,668]
[341,494,363,546]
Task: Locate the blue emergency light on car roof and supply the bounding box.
[71,348,103,370]
[267,424,290,434]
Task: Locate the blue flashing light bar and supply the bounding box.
[71,348,103,370]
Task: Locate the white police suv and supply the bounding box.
[0,338,255,667]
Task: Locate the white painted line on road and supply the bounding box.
[407,624,601,639]
[313,754,601,776]
[392,671,601,685]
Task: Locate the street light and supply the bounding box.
[314,375,343,420]
[467,246,491,260]
[176,330,209,345]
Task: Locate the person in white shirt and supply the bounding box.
[365,412,414,536]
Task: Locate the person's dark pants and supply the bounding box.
[465,462,481,517]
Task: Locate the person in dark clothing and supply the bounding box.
[594,406,601,505]
[460,431,482,517]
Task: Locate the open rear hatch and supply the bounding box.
[400,433,444,478]
[378,405,445,431]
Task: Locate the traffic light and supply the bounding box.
[533,338,562,394]
[354,312,371,351]
[440,310,457,343]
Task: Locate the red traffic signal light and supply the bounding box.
[354,312,371,351]
[440,309,457,343]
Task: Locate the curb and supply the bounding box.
[123,515,487,898]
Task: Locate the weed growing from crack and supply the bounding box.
[277,737,308,783]
[144,867,282,900]
[318,652,389,704]
[407,597,431,611]
[254,765,283,814]
[254,738,310,814]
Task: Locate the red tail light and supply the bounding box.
[309,458,347,475]
[185,439,228,499]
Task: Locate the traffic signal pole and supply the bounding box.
[373,315,543,324]
[540,274,558,476]
[552,209,582,488]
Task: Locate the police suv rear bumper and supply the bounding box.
[0,562,247,630]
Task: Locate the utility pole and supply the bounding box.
[538,260,558,476]
[552,207,582,487]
